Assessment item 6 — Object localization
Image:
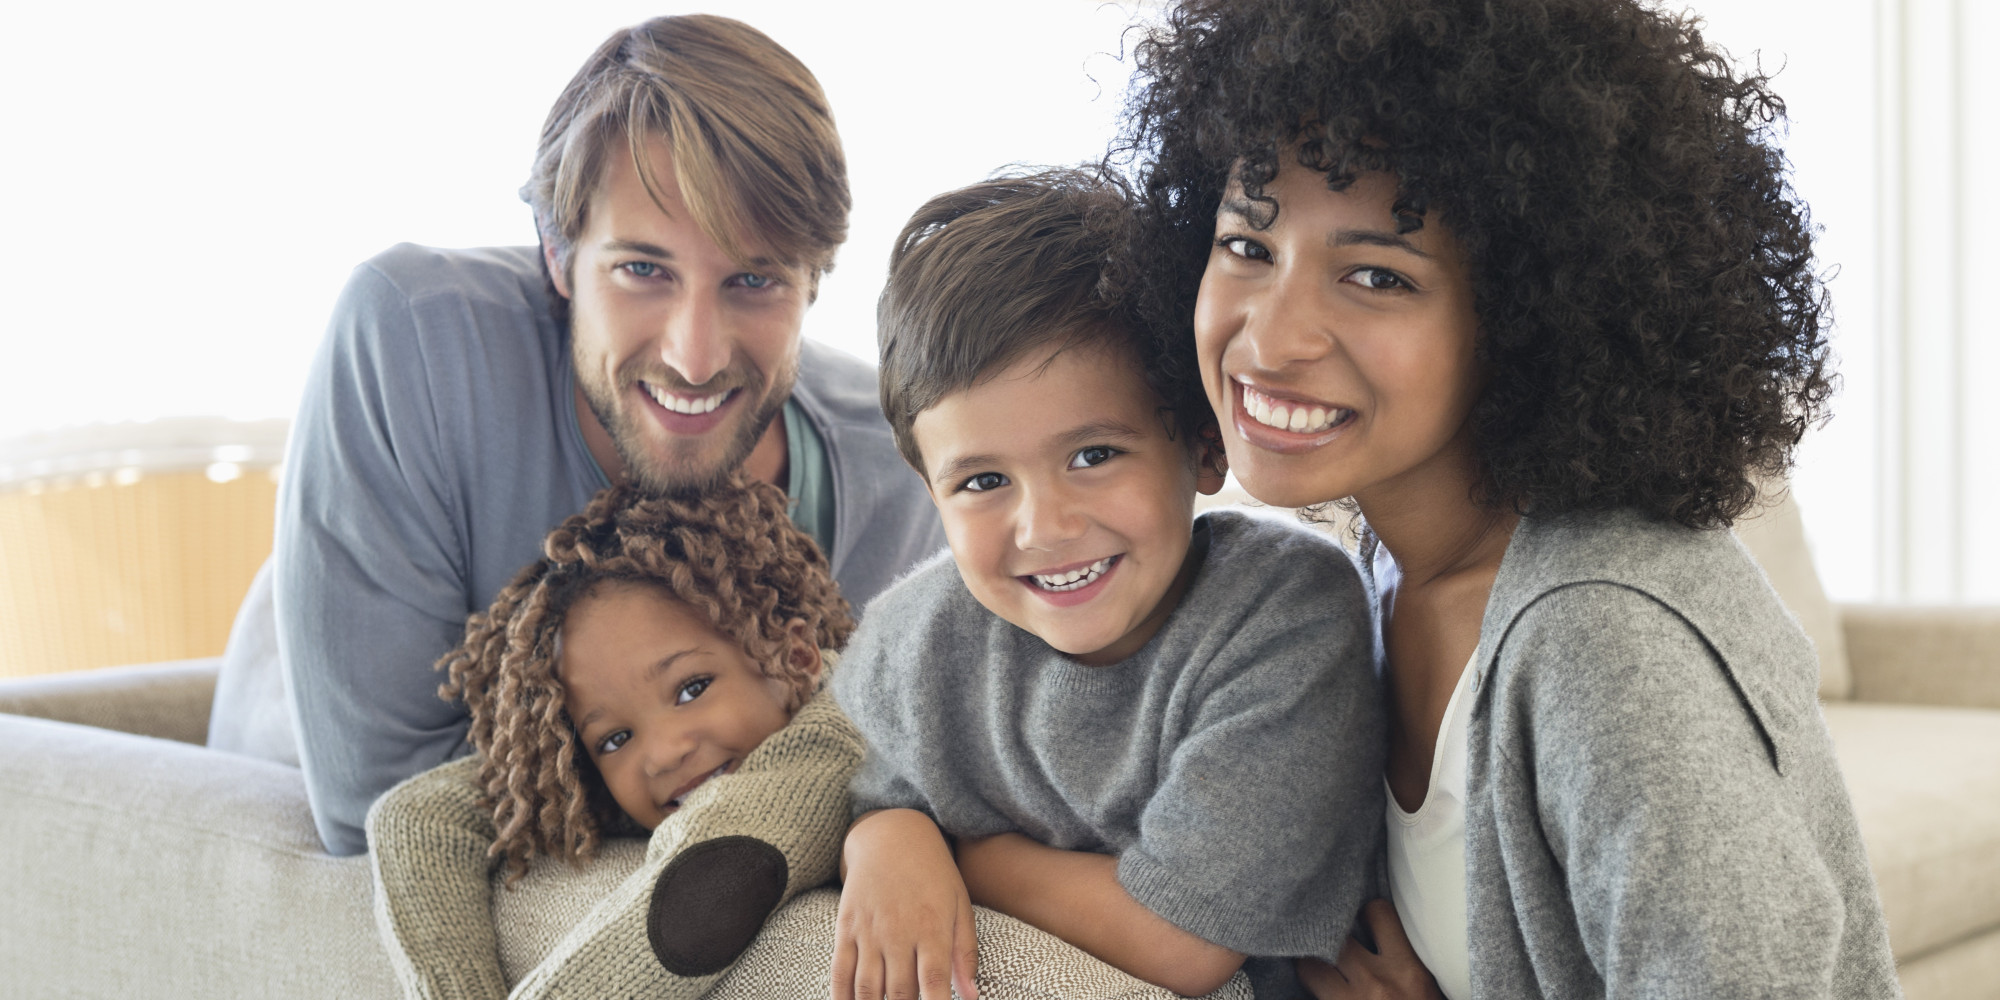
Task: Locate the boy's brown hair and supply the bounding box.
[524,15,849,298]
[437,477,853,879]
[877,168,1189,474]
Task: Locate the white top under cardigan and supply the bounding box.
[1384,652,1476,1000]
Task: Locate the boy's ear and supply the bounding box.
[782,617,821,684]
[1194,424,1229,496]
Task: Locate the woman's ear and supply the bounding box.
[1194,424,1230,496]
[782,617,821,685]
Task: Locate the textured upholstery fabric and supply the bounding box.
[1822,702,2000,960]
[0,711,397,998]
[0,655,218,743]
[1844,604,2000,711]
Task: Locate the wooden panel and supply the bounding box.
[0,470,277,676]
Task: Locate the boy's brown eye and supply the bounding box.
[962,472,1008,493]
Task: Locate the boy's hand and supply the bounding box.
[833,809,979,1000]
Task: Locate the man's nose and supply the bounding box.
[657,289,730,387]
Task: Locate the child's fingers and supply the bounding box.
[830,926,858,1000]
[951,895,980,1000]
[850,950,889,1000]
[917,940,957,1000]
[1360,899,1417,961]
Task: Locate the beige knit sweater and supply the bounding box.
[366,689,864,1000]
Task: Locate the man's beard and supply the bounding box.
[575,350,797,496]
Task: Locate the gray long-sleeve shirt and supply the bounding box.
[210,243,944,855]
[1460,509,1900,998]
[834,510,1387,987]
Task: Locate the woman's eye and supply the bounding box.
[1070,446,1118,469]
[676,675,713,705]
[962,472,1008,493]
[1346,267,1410,291]
[620,261,663,279]
[1216,236,1271,262]
[596,729,630,755]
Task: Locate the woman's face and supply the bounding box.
[1195,163,1483,510]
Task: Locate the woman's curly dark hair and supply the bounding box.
[1113,0,1835,528]
[436,477,854,880]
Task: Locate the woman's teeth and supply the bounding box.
[1242,385,1350,434]
[1031,556,1114,591]
[646,383,730,414]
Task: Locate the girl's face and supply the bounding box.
[1194,162,1483,510]
[558,581,814,830]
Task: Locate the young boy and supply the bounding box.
[830,170,1386,1000]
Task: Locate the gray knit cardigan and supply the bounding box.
[1442,509,1901,999]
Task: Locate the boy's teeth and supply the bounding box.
[646,384,729,414]
[1031,557,1113,591]
[1244,386,1346,434]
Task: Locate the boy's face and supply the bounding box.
[911,343,1224,666]
[559,581,814,830]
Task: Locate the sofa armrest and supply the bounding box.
[0,712,395,998]
[0,657,218,744]
[1840,604,2000,711]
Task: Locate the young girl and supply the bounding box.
[366,478,862,1000]
[1119,0,1901,997]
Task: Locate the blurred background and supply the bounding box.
[0,0,1992,674]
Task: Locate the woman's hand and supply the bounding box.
[833,809,979,1000]
[1297,899,1445,1000]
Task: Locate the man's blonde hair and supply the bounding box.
[524,15,849,288]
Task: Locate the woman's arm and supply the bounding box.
[955,832,1243,997]
[1492,583,1874,996]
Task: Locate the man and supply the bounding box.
[208,15,944,855]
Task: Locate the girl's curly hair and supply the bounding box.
[1113,0,1835,528]
[436,477,854,880]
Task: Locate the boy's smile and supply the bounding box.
[911,343,1223,665]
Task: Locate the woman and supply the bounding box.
[1117,0,1901,996]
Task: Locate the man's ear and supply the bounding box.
[1194,424,1229,496]
[543,241,572,300]
[782,617,821,685]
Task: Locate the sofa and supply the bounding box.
[2,492,1996,998]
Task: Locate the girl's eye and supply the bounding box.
[676,675,713,705]
[732,272,773,289]
[1070,446,1118,469]
[1216,236,1271,262]
[1346,267,1411,291]
[596,729,630,755]
[961,472,1008,493]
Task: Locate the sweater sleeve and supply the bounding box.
[1497,583,1848,998]
[367,754,509,1000]
[507,690,867,997]
[1116,553,1386,960]
[280,259,481,855]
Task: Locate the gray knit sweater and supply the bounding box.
[1458,509,1900,998]
[835,510,1387,975]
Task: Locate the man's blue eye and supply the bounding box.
[1071,446,1116,469]
[963,472,1008,493]
[737,273,772,289]
[676,676,712,705]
